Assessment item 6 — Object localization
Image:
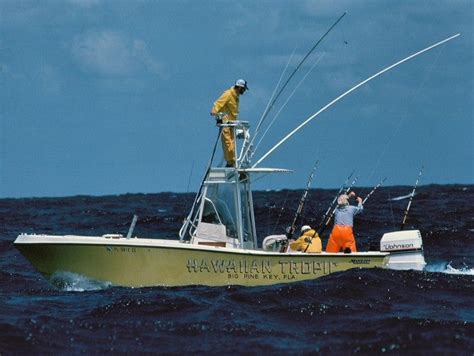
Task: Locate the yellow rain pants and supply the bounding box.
[212,87,240,166]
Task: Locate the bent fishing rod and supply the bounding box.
[253,33,461,168]
[400,166,423,230]
[286,160,319,240]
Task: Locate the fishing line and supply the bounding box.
[182,160,195,215]
[259,46,297,132]
[340,24,349,45]
[365,44,445,185]
[253,52,326,155]
[240,48,295,166]
[387,188,397,227]
[179,128,223,240]
[271,189,291,235]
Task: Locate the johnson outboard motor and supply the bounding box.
[381,230,426,271]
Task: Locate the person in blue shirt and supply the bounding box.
[326,192,363,253]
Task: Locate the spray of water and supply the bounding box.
[424,261,474,275]
[50,271,112,292]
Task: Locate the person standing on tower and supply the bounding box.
[210,79,249,167]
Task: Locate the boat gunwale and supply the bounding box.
[14,234,389,257]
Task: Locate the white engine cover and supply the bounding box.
[381,230,426,271]
[262,234,288,252]
[380,230,423,252]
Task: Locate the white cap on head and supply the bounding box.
[301,225,311,233]
[235,79,249,90]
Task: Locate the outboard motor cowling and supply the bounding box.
[381,229,426,271]
[262,234,288,252]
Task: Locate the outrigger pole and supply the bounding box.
[253,33,461,168]
[286,160,319,240]
[254,12,347,136]
[247,12,348,163]
[400,167,423,230]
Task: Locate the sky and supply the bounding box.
[1,0,473,198]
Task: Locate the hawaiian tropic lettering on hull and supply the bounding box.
[186,258,338,280]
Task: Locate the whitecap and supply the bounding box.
[50,271,112,292]
[425,261,474,275]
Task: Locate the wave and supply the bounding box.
[49,271,112,292]
[425,261,474,275]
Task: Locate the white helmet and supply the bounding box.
[301,225,311,233]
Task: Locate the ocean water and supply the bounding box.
[1,185,473,353]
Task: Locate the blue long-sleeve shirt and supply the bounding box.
[333,203,363,227]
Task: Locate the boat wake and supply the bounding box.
[425,261,474,275]
[50,271,112,292]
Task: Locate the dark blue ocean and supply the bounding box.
[1,185,473,354]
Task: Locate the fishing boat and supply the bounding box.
[15,118,426,287]
[15,31,459,288]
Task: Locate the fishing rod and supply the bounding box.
[318,174,359,234]
[314,171,354,232]
[286,160,319,240]
[303,173,360,252]
[362,177,387,205]
[400,166,423,230]
[252,33,461,168]
[249,12,347,155]
[304,176,382,252]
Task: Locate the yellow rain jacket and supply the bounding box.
[212,87,240,121]
[211,87,240,166]
[290,229,322,253]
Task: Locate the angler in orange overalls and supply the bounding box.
[326,192,363,253]
[210,79,248,167]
